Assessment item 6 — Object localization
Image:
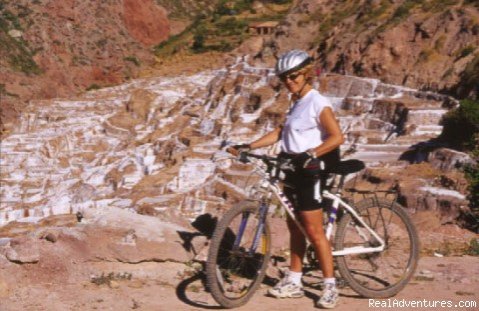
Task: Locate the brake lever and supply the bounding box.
[238,151,250,164]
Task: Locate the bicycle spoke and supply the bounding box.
[335,198,419,298]
[207,202,271,306]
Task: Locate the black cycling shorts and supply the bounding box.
[280,149,339,212]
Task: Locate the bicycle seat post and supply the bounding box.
[336,174,346,195]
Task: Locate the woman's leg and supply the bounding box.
[298,209,334,278]
[286,214,306,273]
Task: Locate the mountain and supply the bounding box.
[267,0,479,99]
[0,0,222,134]
[0,2,478,308]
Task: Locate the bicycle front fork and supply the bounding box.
[234,200,269,256]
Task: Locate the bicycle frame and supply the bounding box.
[208,151,418,307]
[231,156,385,258]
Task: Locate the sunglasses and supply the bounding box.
[280,72,302,82]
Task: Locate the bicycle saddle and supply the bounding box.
[329,159,365,175]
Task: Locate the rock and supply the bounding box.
[0,281,8,298]
[0,238,11,247]
[126,89,156,121]
[319,74,378,98]
[190,236,208,257]
[7,29,23,38]
[415,269,435,281]
[71,182,97,204]
[121,229,137,246]
[123,0,169,46]
[42,231,59,243]
[5,237,40,264]
[127,280,145,289]
[109,280,120,289]
[83,207,195,263]
[428,148,475,171]
[236,36,264,55]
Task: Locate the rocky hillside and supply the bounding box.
[0,0,224,135]
[0,56,473,227]
[255,0,479,99]
[0,2,478,307]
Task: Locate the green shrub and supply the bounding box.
[441,99,479,228]
[457,45,476,60]
[454,55,479,99]
[464,0,479,9]
[466,238,479,256]
[233,0,254,12]
[440,99,479,150]
[215,17,247,36]
[86,84,101,91]
[391,0,419,22]
[465,160,479,212]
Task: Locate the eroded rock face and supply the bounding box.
[3,237,40,264]
[428,148,475,171]
[0,0,171,135]
[123,0,170,46]
[0,58,470,232]
[271,0,479,98]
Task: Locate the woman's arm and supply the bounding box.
[228,127,282,155]
[250,126,282,149]
[310,107,344,157]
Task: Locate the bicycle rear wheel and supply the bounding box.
[334,198,419,298]
[206,201,271,308]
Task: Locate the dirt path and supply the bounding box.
[1,256,478,311]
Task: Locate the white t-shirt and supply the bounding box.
[280,89,332,154]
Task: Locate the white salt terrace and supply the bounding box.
[0,59,456,225]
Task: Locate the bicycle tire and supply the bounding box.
[206,201,271,308]
[334,198,419,298]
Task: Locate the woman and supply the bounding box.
[230,50,344,309]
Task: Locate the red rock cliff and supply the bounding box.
[123,0,170,46]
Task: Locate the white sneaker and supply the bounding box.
[267,275,304,298]
[316,284,339,309]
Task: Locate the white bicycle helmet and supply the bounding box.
[275,49,313,77]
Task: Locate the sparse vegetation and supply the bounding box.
[454,54,479,99]
[456,45,476,60]
[440,99,479,151]
[391,1,416,22]
[418,48,435,63]
[124,56,141,67]
[434,35,446,51]
[86,84,102,91]
[0,3,41,75]
[154,0,291,57]
[90,272,133,286]
[464,0,479,9]
[466,238,479,256]
[441,99,479,231]
[465,161,479,230]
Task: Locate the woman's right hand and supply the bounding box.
[227,144,251,156]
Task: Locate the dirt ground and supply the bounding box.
[0,210,478,311]
[1,253,478,311]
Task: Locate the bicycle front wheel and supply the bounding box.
[206,201,271,308]
[334,198,419,298]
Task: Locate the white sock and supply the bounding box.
[288,271,303,286]
[324,277,336,287]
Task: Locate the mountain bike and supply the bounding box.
[206,150,419,308]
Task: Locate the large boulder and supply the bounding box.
[82,207,202,263]
[428,148,475,171]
